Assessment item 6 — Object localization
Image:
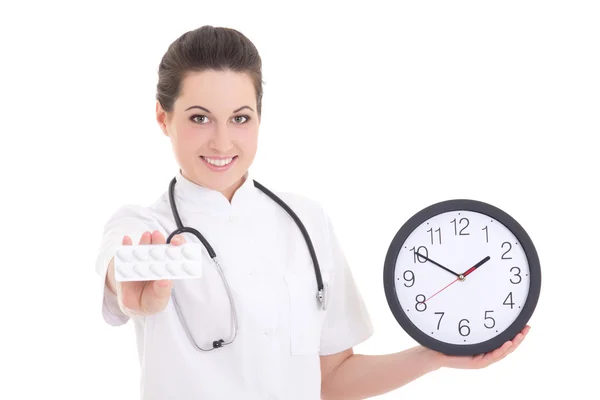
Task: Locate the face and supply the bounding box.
[156,69,260,201]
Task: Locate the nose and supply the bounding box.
[208,124,234,153]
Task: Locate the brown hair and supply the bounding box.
[156,25,263,116]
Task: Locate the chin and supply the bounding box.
[202,170,246,191]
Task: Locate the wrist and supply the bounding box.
[418,346,445,372]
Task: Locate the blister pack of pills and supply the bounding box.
[114,243,204,281]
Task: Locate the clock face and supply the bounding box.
[384,200,541,356]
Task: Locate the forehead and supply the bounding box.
[176,69,256,112]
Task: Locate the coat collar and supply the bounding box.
[172,169,258,217]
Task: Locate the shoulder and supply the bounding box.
[266,189,338,254]
[271,190,329,227]
[275,190,324,212]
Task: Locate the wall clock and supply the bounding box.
[383,199,541,356]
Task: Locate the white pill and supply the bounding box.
[182,245,202,260]
[117,264,132,278]
[132,263,150,277]
[116,248,133,262]
[133,248,149,261]
[182,262,201,276]
[149,263,166,276]
[166,263,181,276]
[150,247,165,261]
[166,246,182,260]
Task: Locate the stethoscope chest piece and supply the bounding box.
[318,287,328,310]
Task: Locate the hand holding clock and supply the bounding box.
[380,199,541,398]
[422,254,530,367]
[417,253,530,368]
[434,325,530,369]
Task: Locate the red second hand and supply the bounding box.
[425,277,460,302]
[425,256,490,303]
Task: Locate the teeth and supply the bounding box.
[202,156,234,167]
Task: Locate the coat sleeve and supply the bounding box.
[94,204,162,326]
[319,212,374,355]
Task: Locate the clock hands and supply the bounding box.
[425,276,460,302]
[460,256,491,278]
[424,255,491,303]
[414,252,460,278]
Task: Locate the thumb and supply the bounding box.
[171,234,186,245]
[141,279,173,314]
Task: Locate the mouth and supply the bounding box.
[200,155,238,170]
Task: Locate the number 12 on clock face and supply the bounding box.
[384,200,541,356]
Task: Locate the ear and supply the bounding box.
[156,101,170,137]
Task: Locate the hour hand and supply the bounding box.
[461,256,491,278]
[415,252,460,277]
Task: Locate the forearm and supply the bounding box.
[321,346,442,400]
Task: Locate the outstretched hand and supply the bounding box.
[109,230,186,317]
[437,325,530,369]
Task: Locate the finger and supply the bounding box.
[480,340,512,366]
[141,279,173,314]
[507,332,525,354]
[171,234,186,246]
[498,339,518,359]
[119,281,142,311]
[151,230,166,245]
[116,236,134,306]
[139,231,152,245]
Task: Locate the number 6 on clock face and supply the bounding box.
[383,199,541,356]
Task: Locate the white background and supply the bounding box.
[1,1,598,398]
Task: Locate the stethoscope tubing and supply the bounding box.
[165,176,326,351]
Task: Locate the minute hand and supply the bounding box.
[415,253,460,277]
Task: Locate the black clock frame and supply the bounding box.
[383,199,541,356]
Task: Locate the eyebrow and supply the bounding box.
[184,105,254,113]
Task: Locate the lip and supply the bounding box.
[201,155,237,160]
[200,155,238,172]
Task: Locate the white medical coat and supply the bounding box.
[96,170,374,399]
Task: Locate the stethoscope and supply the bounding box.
[165,175,326,351]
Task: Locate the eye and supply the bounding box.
[232,115,250,124]
[191,115,210,124]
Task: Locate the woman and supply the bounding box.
[96,25,529,400]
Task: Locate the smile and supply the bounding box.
[200,156,237,167]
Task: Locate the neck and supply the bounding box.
[180,169,247,203]
[222,178,245,202]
